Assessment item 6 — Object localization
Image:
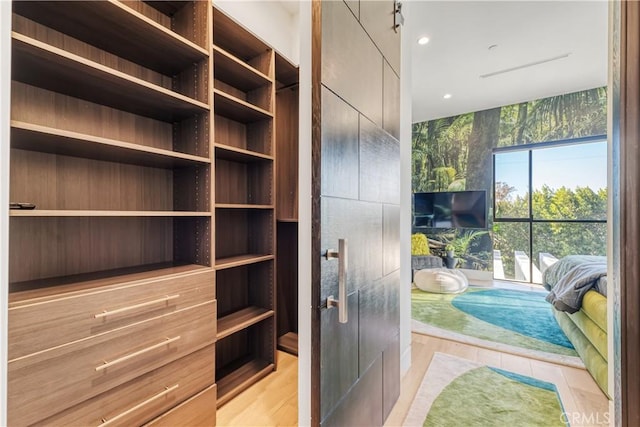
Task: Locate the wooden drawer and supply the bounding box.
[37,345,215,427]
[9,268,215,359]
[8,300,216,426]
[146,384,217,427]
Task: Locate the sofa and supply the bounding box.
[543,255,609,398]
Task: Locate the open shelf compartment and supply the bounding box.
[11,31,208,121]
[213,7,273,78]
[213,90,272,124]
[214,114,272,156]
[12,1,209,74]
[216,260,274,340]
[215,317,275,406]
[215,155,273,206]
[12,82,210,160]
[8,216,211,289]
[213,45,271,91]
[10,148,210,212]
[213,47,273,114]
[215,208,274,263]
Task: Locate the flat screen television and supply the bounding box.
[413,190,487,229]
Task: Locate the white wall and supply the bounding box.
[0,1,11,424]
[297,0,311,424]
[399,1,413,376]
[215,0,300,65]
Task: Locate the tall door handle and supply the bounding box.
[326,238,348,323]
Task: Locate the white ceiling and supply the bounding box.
[268,1,608,124]
[406,1,608,123]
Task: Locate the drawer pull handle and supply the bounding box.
[94,294,180,318]
[99,384,179,426]
[95,336,181,372]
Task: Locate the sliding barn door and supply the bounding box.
[311,1,401,425]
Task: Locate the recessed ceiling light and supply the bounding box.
[443,94,452,99]
[417,36,430,45]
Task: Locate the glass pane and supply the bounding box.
[533,222,607,283]
[494,151,529,218]
[532,141,607,220]
[492,222,530,282]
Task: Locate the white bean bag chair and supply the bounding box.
[414,268,469,294]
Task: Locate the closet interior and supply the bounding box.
[6,1,299,425]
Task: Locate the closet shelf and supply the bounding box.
[216,306,274,340]
[276,218,299,223]
[214,144,273,162]
[215,254,274,270]
[10,210,212,217]
[215,204,273,210]
[216,358,273,407]
[277,332,298,356]
[12,0,208,74]
[9,262,210,303]
[213,8,271,68]
[12,32,209,122]
[213,89,273,123]
[213,44,272,91]
[11,121,211,168]
[275,54,299,88]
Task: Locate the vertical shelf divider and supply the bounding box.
[212,6,277,406]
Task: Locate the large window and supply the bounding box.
[493,137,607,283]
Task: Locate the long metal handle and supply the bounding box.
[94,294,180,319]
[99,384,179,426]
[326,238,348,323]
[95,336,181,371]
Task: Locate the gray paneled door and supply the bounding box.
[311,1,401,426]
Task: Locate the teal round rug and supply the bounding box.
[412,287,578,358]
[451,288,573,349]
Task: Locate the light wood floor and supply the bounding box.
[216,351,298,426]
[216,334,609,426]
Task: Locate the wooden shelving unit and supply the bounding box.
[8,2,215,425]
[213,6,277,406]
[275,53,300,356]
[8,2,288,421]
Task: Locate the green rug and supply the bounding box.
[404,353,568,427]
[412,287,583,367]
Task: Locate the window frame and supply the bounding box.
[492,134,607,282]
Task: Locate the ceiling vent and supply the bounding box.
[480,53,572,78]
